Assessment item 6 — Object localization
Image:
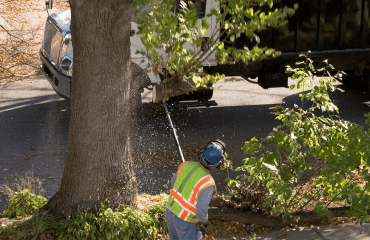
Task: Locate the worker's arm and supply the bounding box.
[196,186,214,224]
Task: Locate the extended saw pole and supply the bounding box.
[162,101,185,163]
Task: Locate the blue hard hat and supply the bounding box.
[202,143,223,164]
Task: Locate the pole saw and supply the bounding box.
[162,101,185,163]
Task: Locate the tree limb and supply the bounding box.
[0,44,38,68]
[0,24,28,44]
[209,205,369,228]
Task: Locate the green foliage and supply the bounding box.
[145,200,168,233]
[0,227,24,238]
[56,201,168,240]
[0,171,50,239]
[20,212,58,240]
[0,211,58,240]
[3,188,47,218]
[1,193,169,240]
[226,53,370,223]
[135,0,295,88]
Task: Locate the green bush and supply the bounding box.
[145,200,168,233]
[56,201,167,240]
[3,188,47,218]
[1,192,168,240]
[225,53,370,223]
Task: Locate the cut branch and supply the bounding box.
[209,205,370,228]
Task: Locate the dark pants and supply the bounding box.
[165,208,202,240]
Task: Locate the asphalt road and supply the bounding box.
[1,74,370,210]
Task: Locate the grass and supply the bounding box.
[0,171,45,199]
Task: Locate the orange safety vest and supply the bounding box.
[167,161,216,223]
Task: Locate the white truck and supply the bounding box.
[39,0,218,104]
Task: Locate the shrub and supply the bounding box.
[225,53,370,223]
[145,199,168,233]
[1,193,169,240]
[3,188,47,218]
[56,201,168,240]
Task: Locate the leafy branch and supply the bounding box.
[135,0,296,91]
[224,53,370,223]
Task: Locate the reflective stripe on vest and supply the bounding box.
[167,161,215,222]
[170,189,196,215]
[189,175,213,206]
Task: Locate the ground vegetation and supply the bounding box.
[1,0,369,238]
[220,53,370,225]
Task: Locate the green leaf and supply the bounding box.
[265,48,275,56]
[201,18,210,36]
[195,38,202,48]
[201,28,207,36]
[230,35,235,42]
[268,0,274,9]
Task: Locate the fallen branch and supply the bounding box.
[0,64,37,78]
[12,70,38,77]
[0,24,28,44]
[209,206,367,228]
[0,44,39,68]
[0,0,15,5]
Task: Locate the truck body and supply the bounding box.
[221,0,370,90]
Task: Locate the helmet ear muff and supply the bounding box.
[213,159,224,169]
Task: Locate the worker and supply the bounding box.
[165,140,226,240]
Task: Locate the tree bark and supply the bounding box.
[43,0,137,217]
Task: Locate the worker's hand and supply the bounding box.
[200,223,216,240]
[199,222,208,238]
[200,222,208,229]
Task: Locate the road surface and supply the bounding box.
[1,74,369,210]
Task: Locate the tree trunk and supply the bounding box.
[43,0,137,217]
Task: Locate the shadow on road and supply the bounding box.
[0,83,369,210]
[0,95,70,210]
[133,84,370,194]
